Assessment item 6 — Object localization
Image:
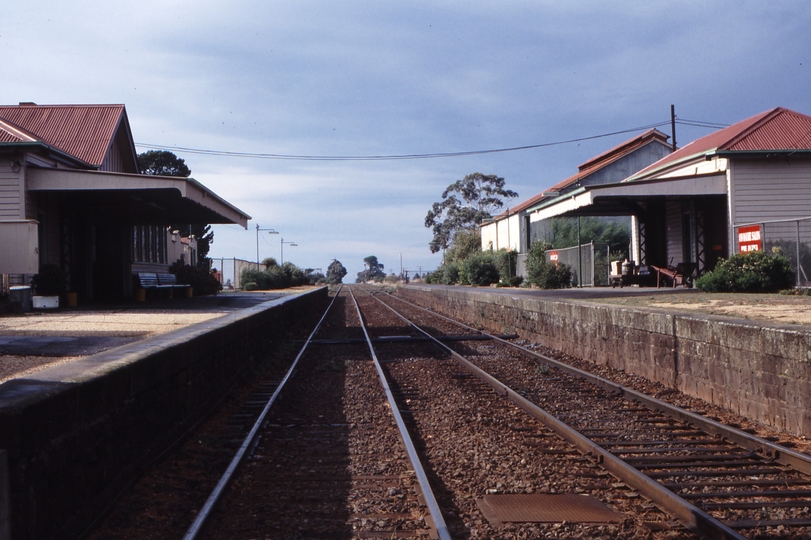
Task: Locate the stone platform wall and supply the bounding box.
[398,285,811,438]
[0,287,328,540]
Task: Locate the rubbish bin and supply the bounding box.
[9,286,32,312]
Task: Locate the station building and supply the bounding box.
[0,103,250,300]
[481,128,674,276]
[486,107,811,286]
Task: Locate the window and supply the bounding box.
[133,225,167,264]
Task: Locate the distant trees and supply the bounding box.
[424,173,518,253]
[240,261,308,290]
[137,149,213,265]
[356,255,386,283]
[137,150,191,177]
[326,259,348,284]
[548,217,630,257]
[304,268,326,284]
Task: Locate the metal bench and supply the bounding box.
[134,272,190,299]
[157,272,191,297]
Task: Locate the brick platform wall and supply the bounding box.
[0,287,328,540]
[398,285,811,438]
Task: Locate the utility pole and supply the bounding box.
[671,104,677,151]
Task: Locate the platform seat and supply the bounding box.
[652,262,696,288]
[134,272,190,300]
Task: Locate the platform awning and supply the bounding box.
[28,168,250,228]
[528,173,728,222]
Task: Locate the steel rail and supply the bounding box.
[371,289,746,540]
[183,286,343,540]
[384,291,811,476]
[347,286,452,540]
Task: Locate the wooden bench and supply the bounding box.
[652,262,696,288]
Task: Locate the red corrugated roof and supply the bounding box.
[0,117,39,144]
[490,129,670,219]
[576,128,669,172]
[631,107,811,179]
[0,104,126,167]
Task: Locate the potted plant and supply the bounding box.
[31,263,66,309]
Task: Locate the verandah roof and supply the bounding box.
[28,168,250,227]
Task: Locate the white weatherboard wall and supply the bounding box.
[480,221,497,251]
[482,214,520,252]
[730,160,811,248]
[0,161,22,219]
[0,160,38,273]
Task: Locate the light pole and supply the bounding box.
[281,238,297,264]
[255,224,279,267]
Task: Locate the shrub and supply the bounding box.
[492,249,517,284]
[696,251,794,293]
[172,264,222,295]
[525,241,572,289]
[498,276,524,287]
[460,251,500,286]
[440,261,461,284]
[239,261,308,290]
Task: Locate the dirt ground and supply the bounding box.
[585,291,811,327]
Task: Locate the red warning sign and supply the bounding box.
[737,225,762,253]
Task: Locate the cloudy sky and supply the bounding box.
[2,1,810,278]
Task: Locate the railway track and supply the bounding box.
[370,287,811,539]
[88,285,811,539]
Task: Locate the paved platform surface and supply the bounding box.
[0,290,305,383]
[419,284,700,300]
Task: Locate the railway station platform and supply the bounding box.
[0,287,328,540]
[398,284,811,439]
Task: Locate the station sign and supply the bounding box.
[737,225,762,253]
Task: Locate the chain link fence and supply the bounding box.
[545,242,610,287]
[746,217,811,287]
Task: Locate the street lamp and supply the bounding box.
[256,224,279,267]
[281,238,297,264]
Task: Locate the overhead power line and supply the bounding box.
[675,118,730,129]
[136,121,673,162]
[135,117,725,162]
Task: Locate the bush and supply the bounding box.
[525,241,572,289]
[440,261,461,284]
[696,251,794,293]
[171,264,222,295]
[498,276,524,287]
[492,249,517,284]
[239,261,309,290]
[460,251,500,286]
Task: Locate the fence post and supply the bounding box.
[577,218,582,288]
[797,220,802,286]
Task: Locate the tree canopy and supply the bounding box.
[356,255,385,283]
[137,150,191,177]
[138,150,213,265]
[548,217,631,257]
[326,259,348,284]
[424,172,518,253]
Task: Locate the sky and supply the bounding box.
[2,1,811,279]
